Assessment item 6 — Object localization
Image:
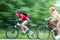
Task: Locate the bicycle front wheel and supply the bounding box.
[27,29,37,39]
[5,26,19,39]
[36,25,50,40]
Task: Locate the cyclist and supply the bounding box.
[15,10,30,34]
[48,7,60,37]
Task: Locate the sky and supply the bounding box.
[55,0,60,7]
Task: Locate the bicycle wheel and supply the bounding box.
[5,26,19,39]
[52,30,58,40]
[52,32,56,40]
[36,25,50,40]
[27,29,37,39]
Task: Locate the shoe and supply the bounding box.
[25,30,34,35]
[25,30,30,34]
[21,32,25,35]
[21,30,26,35]
[55,35,60,40]
[52,29,58,36]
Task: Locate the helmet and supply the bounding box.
[15,10,20,13]
[49,7,55,13]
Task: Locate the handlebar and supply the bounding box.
[45,18,51,21]
[15,18,19,22]
[45,18,56,27]
[43,18,51,25]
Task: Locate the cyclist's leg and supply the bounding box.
[21,20,29,33]
[22,18,30,30]
[22,20,29,30]
[20,25,25,33]
[21,18,30,33]
[56,20,60,35]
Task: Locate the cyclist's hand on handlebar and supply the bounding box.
[45,18,51,21]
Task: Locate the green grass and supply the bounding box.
[0,29,54,40]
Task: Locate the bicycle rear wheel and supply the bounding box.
[52,29,58,40]
[5,26,19,39]
[36,25,50,40]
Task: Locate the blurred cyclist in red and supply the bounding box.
[15,10,30,34]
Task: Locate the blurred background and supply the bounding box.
[0,0,60,39]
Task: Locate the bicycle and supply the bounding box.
[5,19,38,39]
[36,18,58,40]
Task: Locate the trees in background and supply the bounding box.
[0,0,57,28]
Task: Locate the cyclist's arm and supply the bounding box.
[48,15,53,19]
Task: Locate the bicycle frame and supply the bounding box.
[13,18,22,28]
[14,22,21,28]
[46,19,58,30]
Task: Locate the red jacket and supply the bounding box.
[17,13,29,21]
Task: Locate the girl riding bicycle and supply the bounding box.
[48,7,60,37]
[15,10,30,34]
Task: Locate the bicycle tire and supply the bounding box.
[52,30,58,40]
[36,25,50,40]
[27,28,37,39]
[5,26,19,39]
[52,32,56,40]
